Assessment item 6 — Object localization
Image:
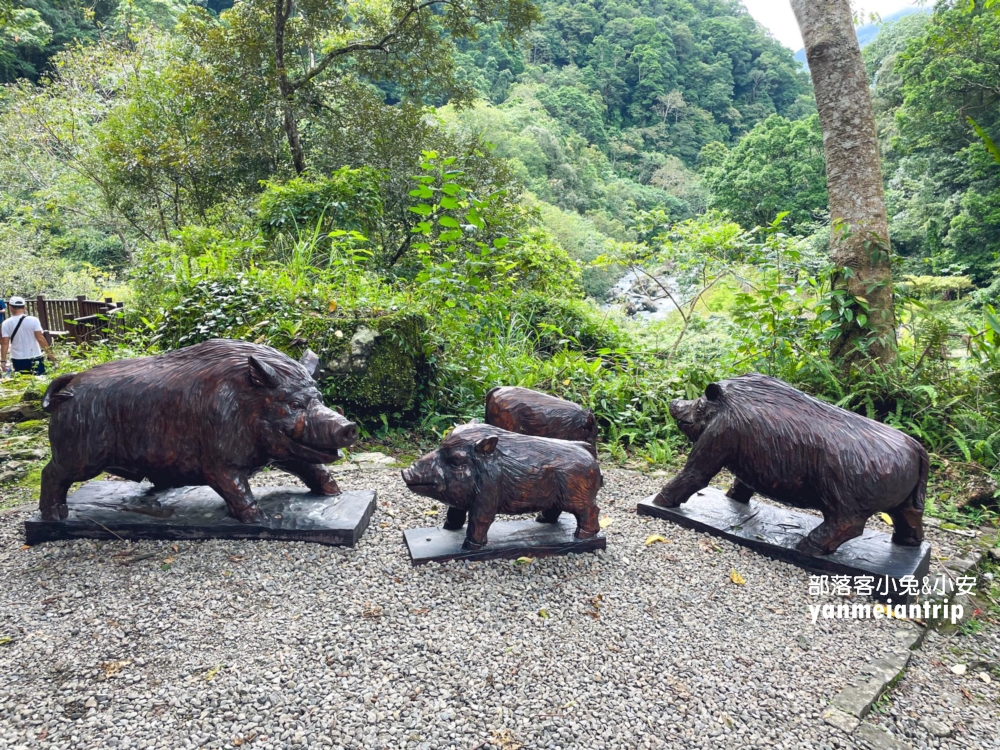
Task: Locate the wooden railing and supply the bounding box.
[15,295,126,346]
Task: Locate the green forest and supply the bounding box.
[2,0,1000,523]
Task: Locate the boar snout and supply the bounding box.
[311,405,358,448]
[333,418,358,447]
[401,458,446,499]
[669,398,696,424]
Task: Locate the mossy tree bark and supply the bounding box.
[792,0,897,367]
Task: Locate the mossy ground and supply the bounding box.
[302,311,428,415]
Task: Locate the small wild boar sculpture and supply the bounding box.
[39,339,358,524]
[485,386,599,455]
[655,373,928,556]
[401,423,602,550]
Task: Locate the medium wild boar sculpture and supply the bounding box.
[401,423,602,550]
[655,373,928,556]
[485,386,599,455]
[39,339,358,523]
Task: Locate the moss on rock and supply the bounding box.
[301,312,427,415]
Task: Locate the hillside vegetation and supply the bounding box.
[0,0,999,525]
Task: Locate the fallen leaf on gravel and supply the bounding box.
[538,609,549,618]
[361,602,383,618]
[204,664,223,681]
[20,545,30,551]
[232,732,257,746]
[729,569,746,585]
[37,728,47,741]
[490,729,522,750]
[0,636,12,646]
[645,534,669,546]
[977,672,991,683]
[514,556,534,565]
[423,509,439,516]
[171,544,179,552]
[409,607,430,615]
[162,557,175,564]
[879,513,893,526]
[698,538,721,553]
[599,516,612,529]
[951,664,967,675]
[101,660,131,678]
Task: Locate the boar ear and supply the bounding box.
[334,405,344,416]
[474,435,499,455]
[585,411,596,429]
[300,348,320,378]
[705,383,723,401]
[248,355,280,389]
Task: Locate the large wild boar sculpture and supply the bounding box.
[39,339,358,523]
[402,423,602,550]
[655,373,928,556]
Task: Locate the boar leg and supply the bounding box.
[572,505,600,539]
[887,471,925,547]
[725,479,754,504]
[535,507,562,524]
[39,461,78,521]
[463,511,497,550]
[206,469,264,524]
[887,503,924,547]
[653,446,725,508]
[272,460,341,496]
[796,514,867,556]
[442,507,467,531]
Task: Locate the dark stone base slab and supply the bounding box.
[24,481,376,547]
[637,488,931,603]
[403,515,605,566]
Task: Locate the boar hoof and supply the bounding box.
[574,528,598,540]
[462,538,486,551]
[652,491,682,509]
[40,503,69,522]
[232,505,266,525]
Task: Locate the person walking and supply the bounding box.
[1,296,56,375]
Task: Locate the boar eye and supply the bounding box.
[289,400,304,410]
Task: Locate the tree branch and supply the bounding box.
[289,0,450,91]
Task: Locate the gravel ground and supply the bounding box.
[0,466,995,750]
[866,626,999,748]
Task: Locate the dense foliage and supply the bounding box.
[1,0,1000,521]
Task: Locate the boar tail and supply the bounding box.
[42,373,77,413]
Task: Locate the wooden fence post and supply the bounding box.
[35,295,49,330]
[36,294,51,346]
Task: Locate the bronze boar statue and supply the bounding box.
[401,423,602,550]
[39,339,358,524]
[655,373,928,556]
[485,386,598,455]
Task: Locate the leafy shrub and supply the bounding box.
[513,293,625,353]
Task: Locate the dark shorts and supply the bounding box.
[12,357,45,375]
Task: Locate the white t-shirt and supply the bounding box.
[2,314,43,360]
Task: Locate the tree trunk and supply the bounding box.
[792,0,896,366]
[274,0,306,174]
